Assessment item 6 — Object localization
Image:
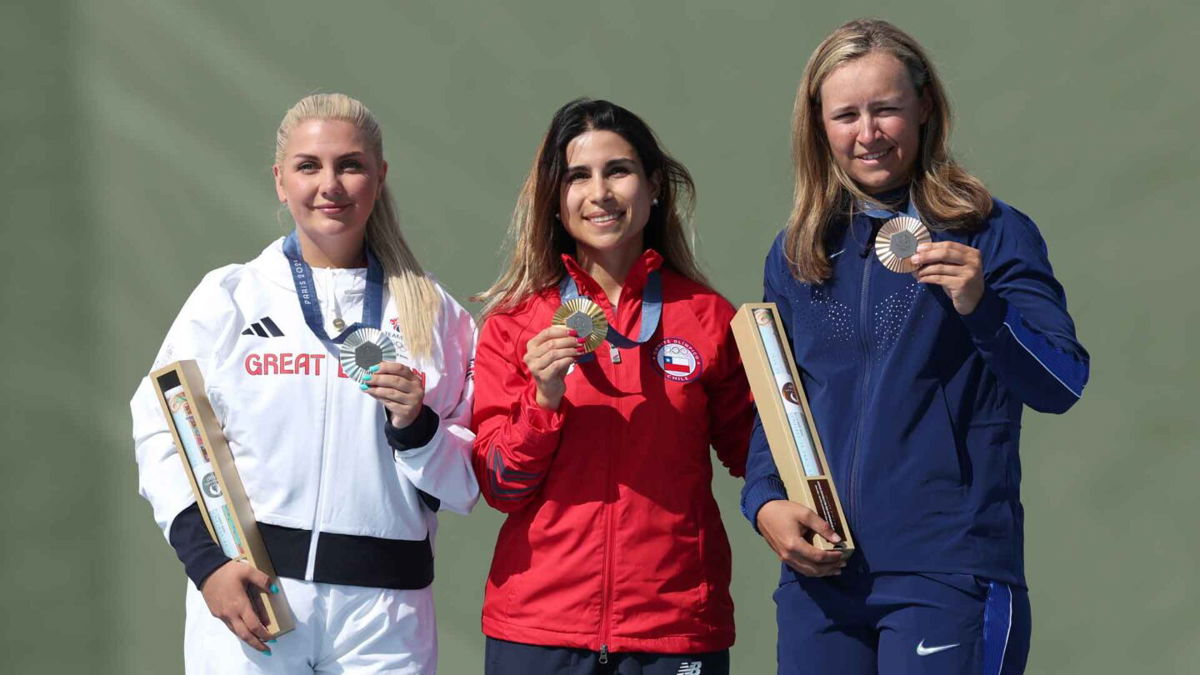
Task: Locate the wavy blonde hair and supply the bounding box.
[785,18,993,283]
[476,98,708,317]
[275,93,439,358]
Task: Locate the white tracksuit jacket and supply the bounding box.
[131,237,479,592]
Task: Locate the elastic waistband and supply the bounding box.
[259,523,433,590]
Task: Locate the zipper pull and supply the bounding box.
[599,644,609,665]
[610,347,621,364]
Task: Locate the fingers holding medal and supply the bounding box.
[524,325,584,411]
[523,298,604,411]
[365,361,426,429]
[910,241,985,316]
[873,215,984,316]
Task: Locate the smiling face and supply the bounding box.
[558,129,659,265]
[820,50,930,194]
[273,118,387,249]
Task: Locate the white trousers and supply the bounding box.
[184,577,437,674]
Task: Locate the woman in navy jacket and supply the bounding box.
[741,19,1089,675]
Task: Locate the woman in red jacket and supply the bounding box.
[472,98,754,675]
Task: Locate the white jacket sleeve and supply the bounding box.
[130,267,244,540]
[388,286,480,516]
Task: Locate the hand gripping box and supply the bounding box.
[150,359,294,636]
[731,304,855,556]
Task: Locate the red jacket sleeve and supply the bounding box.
[471,311,566,513]
[703,300,753,478]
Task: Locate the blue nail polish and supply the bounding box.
[269,639,277,644]
[359,383,368,391]
[263,650,272,656]
[270,584,279,594]
[369,365,381,373]
[362,373,372,381]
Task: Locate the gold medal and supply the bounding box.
[552,298,608,353]
[874,215,931,273]
[338,327,397,383]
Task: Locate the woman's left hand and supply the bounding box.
[362,361,425,429]
[910,241,985,315]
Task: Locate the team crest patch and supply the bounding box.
[653,338,702,382]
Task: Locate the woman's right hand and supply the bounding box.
[524,326,584,410]
[756,500,848,577]
[200,560,277,653]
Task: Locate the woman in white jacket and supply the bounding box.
[130,93,479,673]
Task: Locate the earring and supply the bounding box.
[652,198,659,206]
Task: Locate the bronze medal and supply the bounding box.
[874,215,931,273]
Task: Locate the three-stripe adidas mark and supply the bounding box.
[242,317,284,338]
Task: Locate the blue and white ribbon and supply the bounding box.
[282,230,385,345]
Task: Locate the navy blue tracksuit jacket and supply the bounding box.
[741,197,1089,588]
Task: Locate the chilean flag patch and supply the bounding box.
[653,338,702,382]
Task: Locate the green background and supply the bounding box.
[3,1,1195,672]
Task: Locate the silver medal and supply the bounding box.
[338,328,397,383]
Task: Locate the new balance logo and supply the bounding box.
[242,317,284,338]
[676,662,702,675]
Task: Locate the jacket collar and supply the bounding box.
[560,249,664,311]
[254,236,371,293]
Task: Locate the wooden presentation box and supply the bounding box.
[731,303,855,556]
[150,360,294,637]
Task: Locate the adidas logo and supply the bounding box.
[242,317,284,338]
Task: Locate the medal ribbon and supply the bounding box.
[558,269,662,361]
[282,230,385,344]
[856,188,923,221]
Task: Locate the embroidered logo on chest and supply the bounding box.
[652,338,702,382]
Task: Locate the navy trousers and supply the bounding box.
[484,637,730,675]
[775,569,1031,674]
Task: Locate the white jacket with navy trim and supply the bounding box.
[131,236,479,588]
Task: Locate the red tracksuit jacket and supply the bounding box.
[471,251,753,654]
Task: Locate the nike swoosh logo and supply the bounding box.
[916,640,960,656]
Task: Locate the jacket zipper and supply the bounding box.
[303,348,337,580]
[598,289,623,664]
[599,474,617,663]
[847,219,876,533]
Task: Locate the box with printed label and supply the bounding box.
[151,359,294,637]
[731,303,855,557]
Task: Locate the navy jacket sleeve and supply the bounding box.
[168,503,230,588]
[740,235,791,533]
[384,405,440,452]
[957,204,1090,413]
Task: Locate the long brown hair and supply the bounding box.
[275,93,440,358]
[476,98,708,317]
[785,18,993,283]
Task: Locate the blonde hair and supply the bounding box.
[476,98,709,317]
[785,18,993,283]
[275,93,440,358]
